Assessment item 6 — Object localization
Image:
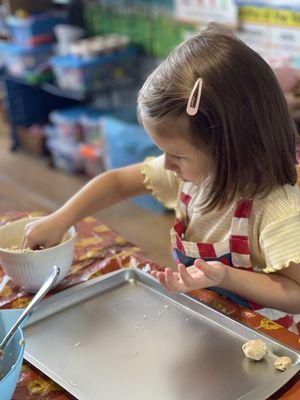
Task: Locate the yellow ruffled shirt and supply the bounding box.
[141,155,300,273]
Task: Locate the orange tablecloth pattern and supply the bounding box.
[0,212,298,400]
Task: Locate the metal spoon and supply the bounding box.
[0,266,60,358]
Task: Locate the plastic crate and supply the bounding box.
[102,110,165,213]
[47,138,83,174]
[7,12,68,47]
[50,46,140,93]
[2,43,53,78]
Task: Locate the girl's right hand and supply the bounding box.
[22,214,69,250]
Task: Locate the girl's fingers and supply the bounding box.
[153,266,196,292]
[178,264,194,287]
[156,271,173,291]
[194,258,215,279]
[165,268,181,291]
[21,235,38,250]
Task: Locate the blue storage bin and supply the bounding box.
[80,144,106,177]
[47,139,83,174]
[50,46,139,93]
[80,108,113,146]
[0,42,12,69]
[3,75,80,149]
[49,106,85,144]
[2,43,53,78]
[49,106,115,145]
[44,124,59,140]
[103,111,165,213]
[7,12,68,47]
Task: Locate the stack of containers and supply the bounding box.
[49,35,140,93]
[7,12,68,47]
[47,107,85,174]
[0,41,14,69]
[2,43,53,79]
[47,105,167,212]
[54,24,85,56]
[102,109,166,213]
[2,12,67,80]
[47,106,108,176]
[80,110,107,177]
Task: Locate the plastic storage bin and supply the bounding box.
[80,144,106,177]
[44,124,59,140]
[7,12,68,47]
[0,41,12,69]
[2,43,53,78]
[47,139,83,174]
[50,46,139,93]
[49,107,85,145]
[80,110,105,146]
[54,24,85,44]
[54,24,85,56]
[103,110,165,213]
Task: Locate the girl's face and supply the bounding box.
[142,115,213,185]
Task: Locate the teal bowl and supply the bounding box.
[0,309,25,400]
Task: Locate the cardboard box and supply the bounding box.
[17,125,46,156]
[3,0,53,15]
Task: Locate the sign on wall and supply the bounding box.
[174,0,238,26]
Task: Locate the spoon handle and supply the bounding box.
[0,266,60,352]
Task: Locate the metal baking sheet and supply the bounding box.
[23,268,300,400]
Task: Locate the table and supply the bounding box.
[0,212,298,400]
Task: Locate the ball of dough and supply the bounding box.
[274,356,292,371]
[242,339,268,361]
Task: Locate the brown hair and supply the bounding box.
[138,27,298,212]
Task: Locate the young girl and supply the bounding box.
[23,28,300,334]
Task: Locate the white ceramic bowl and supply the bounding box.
[0,217,76,292]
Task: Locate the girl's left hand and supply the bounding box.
[151,259,227,293]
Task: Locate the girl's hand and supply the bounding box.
[22,214,68,250]
[151,259,227,293]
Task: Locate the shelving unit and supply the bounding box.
[3,74,81,150]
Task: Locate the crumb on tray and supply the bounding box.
[274,356,292,371]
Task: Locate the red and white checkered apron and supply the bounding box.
[171,191,300,334]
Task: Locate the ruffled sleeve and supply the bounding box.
[259,187,300,273]
[141,155,180,210]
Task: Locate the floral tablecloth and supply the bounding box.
[0,212,298,400]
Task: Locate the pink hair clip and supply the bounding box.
[186,78,203,116]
